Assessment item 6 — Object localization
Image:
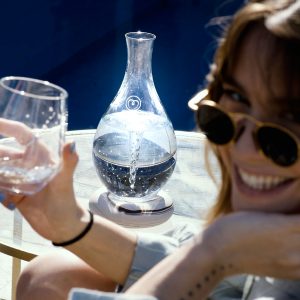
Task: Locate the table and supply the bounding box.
[0,130,218,299]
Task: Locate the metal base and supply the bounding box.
[89,188,174,227]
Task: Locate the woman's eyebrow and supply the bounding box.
[222,76,247,94]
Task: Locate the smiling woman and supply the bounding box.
[2,1,300,300]
[199,0,300,220]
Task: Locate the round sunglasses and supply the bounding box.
[197,99,300,167]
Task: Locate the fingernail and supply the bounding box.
[0,192,6,203]
[8,203,16,210]
[70,141,76,153]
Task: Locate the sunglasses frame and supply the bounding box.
[197,99,300,167]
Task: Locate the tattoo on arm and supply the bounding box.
[178,263,234,299]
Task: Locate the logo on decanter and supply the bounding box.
[126,96,141,111]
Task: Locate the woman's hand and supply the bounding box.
[0,142,87,243]
[0,118,53,166]
[0,118,86,242]
[202,211,300,279]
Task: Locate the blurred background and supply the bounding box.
[0,0,243,131]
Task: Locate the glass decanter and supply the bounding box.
[91,32,177,223]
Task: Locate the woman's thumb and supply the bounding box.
[62,142,79,176]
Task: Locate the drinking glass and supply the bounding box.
[0,76,67,195]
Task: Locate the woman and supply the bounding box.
[2,0,300,299]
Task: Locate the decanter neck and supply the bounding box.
[125,32,155,78]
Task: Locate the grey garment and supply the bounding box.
[208,275,247,299]
[69,289,157,300]
[122,223,200,291]
[244,276,300,299]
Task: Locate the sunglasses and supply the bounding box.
[197,99,300,167]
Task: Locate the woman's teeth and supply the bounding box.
[238,168,289,190]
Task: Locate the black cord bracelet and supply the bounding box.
[52,210,94,247]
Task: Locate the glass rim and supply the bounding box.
[125,31,156,41]
[0,76,68,101]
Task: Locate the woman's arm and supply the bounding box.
[2,143,137,285]
[4,141,300,298]
[66,214,137,285]
[126,212,300,300]
[126,233,228,299]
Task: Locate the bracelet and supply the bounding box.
[52,210,94,247]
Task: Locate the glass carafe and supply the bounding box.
[92,31,177,217]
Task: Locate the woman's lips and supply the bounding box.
[235,166,294,195]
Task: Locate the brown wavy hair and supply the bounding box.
[199,0,300,223]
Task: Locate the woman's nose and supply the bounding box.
[233,120,260,155]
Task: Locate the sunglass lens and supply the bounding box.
[198,105,234,144]
[257,127,298,166]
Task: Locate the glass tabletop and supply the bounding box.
[0,130,218,260]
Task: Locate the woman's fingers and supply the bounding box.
[0,191,24,210]
[0,192,10,209]
[0,145,24,161]
[0,118,34,145]
[0,142,77,212]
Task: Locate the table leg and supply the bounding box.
[12,210,22,300]
[11,257,21,300]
